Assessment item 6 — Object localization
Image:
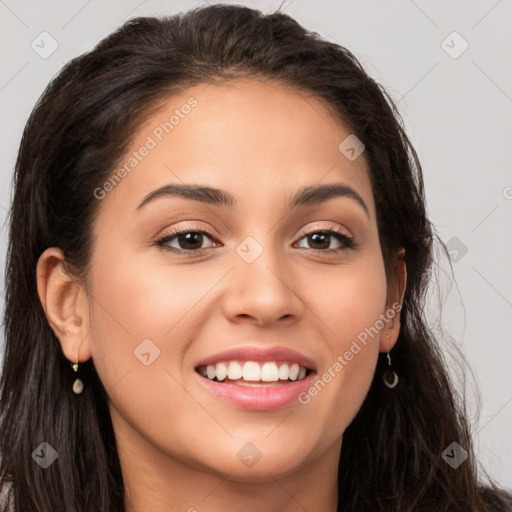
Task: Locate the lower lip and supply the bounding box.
[195,371,316,411]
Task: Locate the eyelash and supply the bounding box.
[154,223,358,256]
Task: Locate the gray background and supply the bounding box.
[0,0,511,488]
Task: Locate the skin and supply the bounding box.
[37,79,406,512]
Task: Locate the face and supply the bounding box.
[49,79,404,481]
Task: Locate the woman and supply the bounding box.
[0,4,510,511]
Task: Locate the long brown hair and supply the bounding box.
[1,4,510,511]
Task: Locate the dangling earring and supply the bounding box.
[383,333,399,389]
[72,355,84,395]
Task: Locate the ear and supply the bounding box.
[36,247,92,363]
[379,247,407,353]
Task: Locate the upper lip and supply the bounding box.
[195,345,317,372]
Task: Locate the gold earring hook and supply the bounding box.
[72,336,85,372]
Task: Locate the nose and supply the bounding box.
[221,240,304,327]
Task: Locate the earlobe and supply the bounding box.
[380,248,407,353]
[36,247,92,363]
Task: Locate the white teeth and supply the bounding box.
[198,360,310,383]
[278,363,290,380]
[242,361,261,381]
[261,362,279,382]
[206,365,216,380]
[289,363,300,381]
[227,361,243,380]
[216,362,228,381]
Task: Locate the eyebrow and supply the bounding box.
[135,182,369,217]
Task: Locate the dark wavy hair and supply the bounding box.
[1,4,510,511]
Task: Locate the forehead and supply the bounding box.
[98,78,375,218]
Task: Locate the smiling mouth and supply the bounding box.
[195,360,313,385]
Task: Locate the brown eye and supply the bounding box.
[295,229,355,253]
[174,232,205,250]
[307,232,332,250]
[155,228,218,254]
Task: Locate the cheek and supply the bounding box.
[87,251,217,341]
[85,257,210,450]
[317,254,388,350]
[300,254,387,428]
[85,253,207,390]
